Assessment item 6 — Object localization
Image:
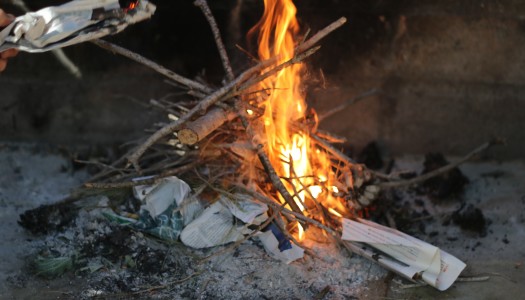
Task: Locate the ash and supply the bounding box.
[1,144,524,299]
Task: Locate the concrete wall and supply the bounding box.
[0,0,523,159]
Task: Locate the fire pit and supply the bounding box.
[1,0,524,299]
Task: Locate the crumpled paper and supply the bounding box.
[0,0,155,53]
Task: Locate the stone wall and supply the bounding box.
[1,0,523,158]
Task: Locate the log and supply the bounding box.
[178,108,237,145]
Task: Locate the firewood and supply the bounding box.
[178,108,237,145]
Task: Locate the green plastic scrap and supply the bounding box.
[103,202,184,242]
[34,255,75,278]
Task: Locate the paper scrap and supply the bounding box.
[220,193,268,224]
[258,230,304,264]
[141,177,191,217]
[180,202,244,249]
[342,218,466,291]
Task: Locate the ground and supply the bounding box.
[0,143,523,299]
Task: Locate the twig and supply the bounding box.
[10,0,82,78]
[194,0,235,81]
[84,160,201,189]
[91,39,213,94]
[51,49,82,78]
[178,108,237,145]
[122,16,349,168]
[131,271,203,295]
[394,276,490,289]
[310,132,358,165]
[237,46,321,92]
[234,184,337,236]
[318,88,380,121]
[236,105,305,217]
[296,17,347,54]
[379,139,504,189]
[126,57,277,169]
[315,129,347,144]
[311,133,391,181]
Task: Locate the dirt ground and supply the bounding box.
[0,143,523,300]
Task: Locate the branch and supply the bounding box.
[236,104,305,217]
[296,17,347,54]
[178,108,237,145]
[194,0,235,81]
[126,57,276,169]
[318,88,380,121]
[91,39,213,94]
[379,139,504,189]
[84,160,202,189]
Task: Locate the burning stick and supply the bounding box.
[237,107,305,217]
[123,20,347,169]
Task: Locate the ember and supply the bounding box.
[119,0,139,11]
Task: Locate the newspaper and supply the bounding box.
[342,218,466,291]
[0,0,156,53]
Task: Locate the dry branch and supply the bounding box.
[318,88,380,121]
[91,39,213,94]
[84,160,202,189]
[378,139,504,189]
[178,108,237,145]
[296,17,347,54]
[237,106,305,217]
[194,0,235,81]
[125,58,277,169]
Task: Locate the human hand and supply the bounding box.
[0,9,18,72]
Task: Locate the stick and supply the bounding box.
[10,0,83,78]
[237,46,321,92]
[311,133,391,181]
[296,17,347,54]
[178,108,237,145]
[236,106,305,216]
[126,57,277,169]
[91,39,213,94]
[235,184,336,236]
[175,46,320,146]
[318,88,380,121]
[194,0,235,81]
[379,139,504,189]
[125,16,349,168]
[84,160,201,189]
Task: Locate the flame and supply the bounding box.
[120,0,138,11]
[249,0,343,241]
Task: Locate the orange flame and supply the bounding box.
[249,0,344,240]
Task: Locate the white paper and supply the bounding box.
[258,230,304,264]
[180,202,244,249]
[342,218,466,291]
[133,176,191,218]
[132,175,156,201]
[220,193,268,224]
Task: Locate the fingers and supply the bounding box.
[0,9,14,27]
[0,59,7,72]
[1,48,18,59]
[0,9,17,72]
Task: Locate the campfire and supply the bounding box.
[16,0,504,295]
